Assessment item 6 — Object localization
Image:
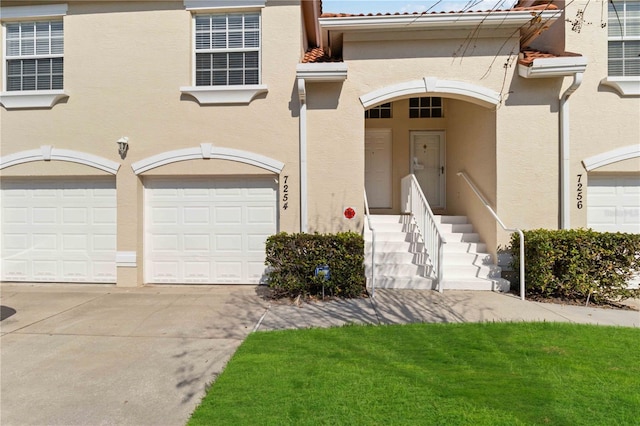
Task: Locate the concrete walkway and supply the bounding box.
[1,284,638,426]
[256,289,640,330]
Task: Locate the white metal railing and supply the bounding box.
[457,171,526,301]
[401,174,446,292]
[363,189,376,298]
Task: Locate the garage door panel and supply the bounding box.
[214,234,243,252]
[215,206,242,224]
[1,178,117,283]
[145,176,277,284]
[183,234,210,251]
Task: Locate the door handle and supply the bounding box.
[441,166,445,175]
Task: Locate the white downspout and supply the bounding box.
[559,72,583,229]
[297,78,308,232]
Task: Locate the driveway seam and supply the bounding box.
[0,292,111,336]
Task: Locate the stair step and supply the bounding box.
[369,275,435,290]
[364,231,421,243]
[364,222,416,233]
[365,240,424,253]
[367,215,408,223]
[434,215,468,224]
[443,232,480,243]
[364,251,422,263]
[366,263,427,276]
[437,223,474,234]
[443,241,487,253]
[442,278,510,292]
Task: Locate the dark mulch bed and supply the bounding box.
[524,293,639,311]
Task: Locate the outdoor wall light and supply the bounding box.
[116,137,129,159]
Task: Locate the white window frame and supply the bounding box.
[180,4,268,105]
[601,0,640,96]
[0,4,68,109]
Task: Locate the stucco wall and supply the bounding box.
[563,0,640,228]
[1,1,303,286]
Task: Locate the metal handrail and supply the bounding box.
[457,171,526,300]
[401,174,447,292]
[363,190,376,298]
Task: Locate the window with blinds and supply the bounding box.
[608,1,640,77]
[194,13,260,86]
[5,20,64,91]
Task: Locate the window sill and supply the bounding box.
[600,77,640,96]
[0,90,68,109]
[180,85,268,105]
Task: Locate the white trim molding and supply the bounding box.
[360,77,500,109]
[319,10,561,32]
[180,85,268,105]
[518,55,588,78]
[600,77,640,96]
[0,146,120,174]
[131,143,284,174]
[582,145,640,171]
[184,0,265,11]
[0,4,67,20]
[0,90,68,110]
[296,63,348,82]
[115,251,137,268]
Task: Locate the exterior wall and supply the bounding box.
[495,75,563,246]
[446,100,498,255]
[306,81,364,232]
[1,1,303,286]
[563,0,640,229]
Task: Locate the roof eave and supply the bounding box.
[518,56,588,78]
[318,10,561,31]
[296,63,348,82]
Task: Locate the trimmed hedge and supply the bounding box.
[510,229,640,303]
[264,232,366,299]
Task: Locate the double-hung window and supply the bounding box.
[608,0,640,77]
[5,20,64,91]
[195,13,260,86]
[1,3,68,109]
[181,8,267,105]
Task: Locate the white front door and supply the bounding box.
[411,131,445,209]
[144,176,278,284]
[365,129,393,209]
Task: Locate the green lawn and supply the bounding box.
[188,323,640,425]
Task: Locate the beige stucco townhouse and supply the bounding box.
[1,0,638,289]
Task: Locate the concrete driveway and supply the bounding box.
[0,284,269,426]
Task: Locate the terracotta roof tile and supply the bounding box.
[519,49,582,66]
[302,47,342,63]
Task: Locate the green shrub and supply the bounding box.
[264,232,366,299]
[510,229,640,303]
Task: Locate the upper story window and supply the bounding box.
[1,4,68,109]
[365,102,392,119]
[5,20,64,91]
[608,0,640,77]
[409,97,443,118]
[194,13,260,86]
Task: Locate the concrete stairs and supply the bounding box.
[364,214,510,291]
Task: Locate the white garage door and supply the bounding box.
[587,175,640,233]
[145,176,277,284]
[1,178,117,283]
